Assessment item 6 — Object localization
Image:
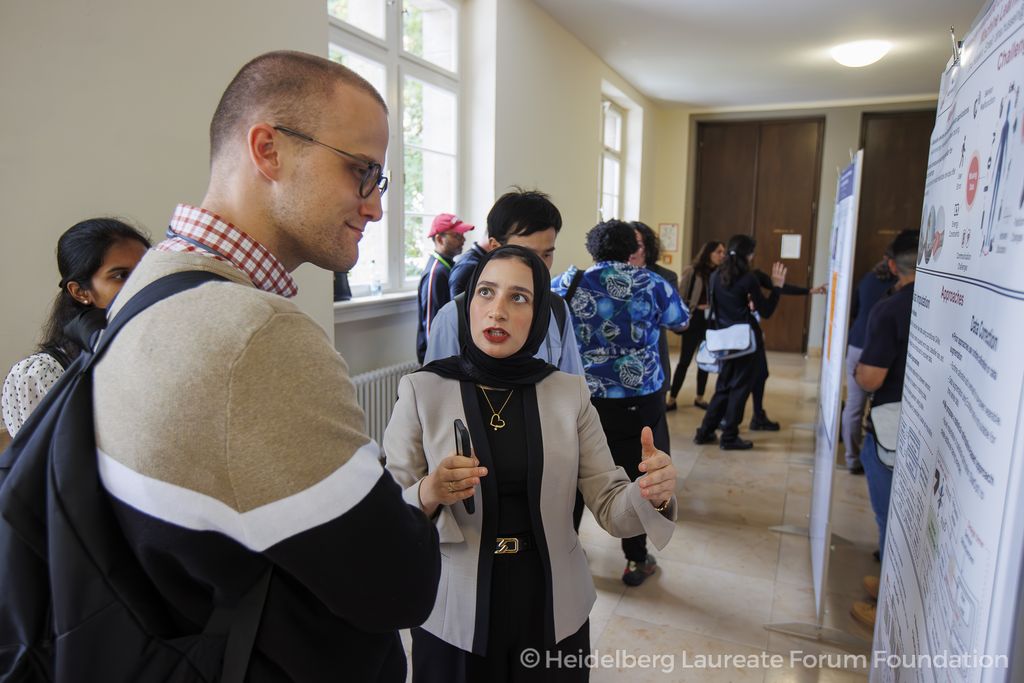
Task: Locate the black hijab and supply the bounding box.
[419,245,558,388]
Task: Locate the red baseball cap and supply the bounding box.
[428,213,475,238]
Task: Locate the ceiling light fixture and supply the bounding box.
[831,40,891,68]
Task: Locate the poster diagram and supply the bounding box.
[872,1,1024,681]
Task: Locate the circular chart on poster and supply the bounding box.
[966,154,980,207]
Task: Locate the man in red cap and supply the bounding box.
[416,213,474,363]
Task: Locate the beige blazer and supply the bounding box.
[384,370,677,653]
[678,265,705,313]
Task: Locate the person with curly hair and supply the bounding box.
[551,219,687,586]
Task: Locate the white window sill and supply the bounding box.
[333,290,417,323]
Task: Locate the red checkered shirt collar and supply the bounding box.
[158,204,298,298]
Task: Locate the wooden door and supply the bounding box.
[693,123,759,259]
[753,119,824,353]
[855,111,935,281]
[694,119,824,352]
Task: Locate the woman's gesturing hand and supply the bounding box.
[637,426,676,509]
[419,453,488,518]
[770,262,788,288]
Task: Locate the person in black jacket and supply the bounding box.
[744,271,826,430]
[693,234,787,450]
[417,213,474,363]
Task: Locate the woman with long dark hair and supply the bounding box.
[666,240,725,411]
[693,234,786,450]
[2,218,150,436]
[386,245,677,682]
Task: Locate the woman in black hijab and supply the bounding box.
[384,246,678,683]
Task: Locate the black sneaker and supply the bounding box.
[749,414,780,431]
[849,462,865,475]
[720,437,754,450]
[694,398,709,410]
[693,430,718,445]
[622,555,657,586]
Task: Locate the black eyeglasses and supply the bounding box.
[273,125,389,198]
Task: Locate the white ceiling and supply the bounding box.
[532,0,989,109]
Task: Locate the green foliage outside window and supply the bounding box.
[404,77,426,278]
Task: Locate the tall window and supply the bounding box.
[600,100,624,221]
[328,0,460,295]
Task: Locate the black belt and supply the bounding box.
[494,533,535,555]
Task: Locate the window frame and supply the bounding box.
[328,0,461,297]
[599,99,625,221]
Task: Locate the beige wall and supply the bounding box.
[0,0,333,376]
[488,0,659,275]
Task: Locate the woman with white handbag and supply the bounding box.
[692,234,787,450]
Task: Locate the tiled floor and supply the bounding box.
[404,352,879,681]
[585,352,877,682]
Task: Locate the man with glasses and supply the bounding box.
[91,51,439,681]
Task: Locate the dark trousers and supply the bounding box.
[411,551,590,683]
[698,351,759,441]
[669,314,709,399]
[590,391,668,563]
[750,345,769,417]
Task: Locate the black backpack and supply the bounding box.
[0,271,269,683]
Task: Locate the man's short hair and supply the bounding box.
[888,229,920,276]
[585,220,637,263]
[209,51,387,163]
[486,188,563,244]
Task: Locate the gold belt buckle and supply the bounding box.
[495,537,520,554]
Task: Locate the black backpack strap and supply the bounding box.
[453,291,468,342]
[683,269,698,304]
[87,270,228,368]
[205,567,272,683]
[563,268,585,308]
[550,296,567,334]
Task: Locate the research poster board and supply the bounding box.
[872,1,1024,680]
[809,154,861,620]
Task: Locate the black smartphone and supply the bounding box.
[454,419,475,514]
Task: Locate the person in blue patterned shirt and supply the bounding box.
[552,220,687,586]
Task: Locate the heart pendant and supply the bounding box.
[490,414,506,430]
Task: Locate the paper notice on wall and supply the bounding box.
[781,234,801,259]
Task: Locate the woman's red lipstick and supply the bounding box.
[483,327,509,343]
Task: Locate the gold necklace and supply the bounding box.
[479,386,514,431]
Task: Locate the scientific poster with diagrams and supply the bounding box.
[872,1,1024,681]
[809,154,861,621]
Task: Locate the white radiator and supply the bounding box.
[351,361,420,446]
